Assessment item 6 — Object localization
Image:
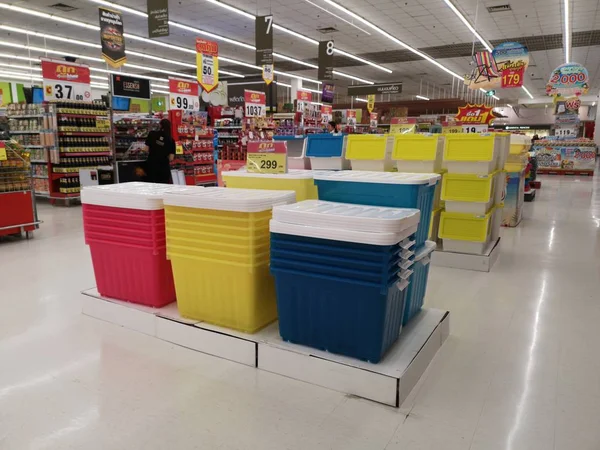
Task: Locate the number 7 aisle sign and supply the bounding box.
[168,77,199,111]
[244,89,266,117]
[196,38,219,93]
[41,58,92,102]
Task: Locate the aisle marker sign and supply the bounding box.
[169,77,199,111]
[318,40,334,81]
[41,58,92,102]
[244,89,266,117]
[247,141,287,174]
[196,38,219,93]
[262,64,274,85]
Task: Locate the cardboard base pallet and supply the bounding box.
[81,288,449,407]
[431,237,501,272]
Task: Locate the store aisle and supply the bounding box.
[1,175,599,450]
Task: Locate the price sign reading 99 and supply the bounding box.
[170,93,198,111]
[168,78,200,111]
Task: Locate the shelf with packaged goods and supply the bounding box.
[58,131,110,136]
[58,113,108,119]
[30,160,48,164]
[7,114,45,119]
[10,130,43,135]
[60,152,112,157]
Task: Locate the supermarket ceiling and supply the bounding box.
[0,0,599,101]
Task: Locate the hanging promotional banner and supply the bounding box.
[347,82,402,96]
[244,89,266,117]
[99,7,126,68]
[546,63,589,96]
[247,141,287,174]
[346,110,357,126]
[262,64,274,85]
[369,112,378,129]
[41,58,92,102]
[111,74,151,99]
[466,42,529,91]
[147,0,169,38]
[321,104,332,124]
[455,104,494,125]
[318,40,334,81]
[169,77,199,111]
[321,83,335,103]
[196,38,219,93]
[389,117,416,134]
[296,90,312,102]
[255,15,273,66]
[367,94,375,113]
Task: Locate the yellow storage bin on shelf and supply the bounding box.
[429,207,442,243]
[439,205,500,254]
[163,187,296,333]
[443,133,504,174]
[392,134,444,173]
[509,134,531,154]
[346,134,394,171]
[441,171,504,214]
[222,169,318,201]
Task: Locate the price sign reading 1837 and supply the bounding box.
[246,141,287,174]
[168,77,199,111]
[41,58,92,102]
[244,89,266,117]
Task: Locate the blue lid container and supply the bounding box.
[403,241,436,325]
[305,133,345,158]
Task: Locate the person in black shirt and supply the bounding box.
[142,118,175,183]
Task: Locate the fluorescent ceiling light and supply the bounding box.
[301,87,322,94]
[564,0,570,63]
[321,0,462,80]
[442,0,493,52]
[507,104,512,107]
[302,0,370,35]
[0,3,98,30]
[415,95,430,100]
[274,81,292,88]
[151,89,170,95]
[85,0,378,81]
[354,97,368,102]
[521,85,534,99]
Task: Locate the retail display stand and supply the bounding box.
[533,137,597,176]
[113,114,160,183]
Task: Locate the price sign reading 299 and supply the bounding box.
[244,89,266,118]
[246,141,287,174]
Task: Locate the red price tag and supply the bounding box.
[501,67,524,88]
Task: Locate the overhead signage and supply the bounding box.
[41,58,92,101]
[547,63,589,96]
[467,42,529,91]
[227,79,272,108]
[347,82,402,96]
[196,38,219,93]
[389,117,416,134]
[318,40,334,81]
[244,89,266,117]
[321,104,332,124]
[255,15,273,66]
[346,110,356,126]
[262,64,274,85]
[455,104,494,125]
[147,0,169,38]
[169,77,199,111]
[367,94,375,113]
[296,90,312,102]
[99,7,126,68]
[111,74,151,99]
[247,141,287,174]
[369,112,378,129]
[321,83,335,103]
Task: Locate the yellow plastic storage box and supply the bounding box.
[439,205,501,255]
[443,133,505,174]
[222,169,318,201]
[163,187,296,333]
[346,134,395,171]
[441,171,504,214]
[392,134,444,173]
[429,207,442,243]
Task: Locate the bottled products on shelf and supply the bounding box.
[54,100,108,115]
[53,156,111,172]
[114,115,161,161]
[58,176,81,194]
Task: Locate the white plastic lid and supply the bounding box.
[270,220,418,246]
[222,169,314,179]
[272,200,420,234]
[312,170,440,186]
[414,240,437,261]
[163,187,296,212]
[81,182,194,210]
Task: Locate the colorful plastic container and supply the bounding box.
[393,134,444,173]
[346,134,395,171]
[305,133,349,170]
[442,170,504,214]
[274,135,310,169]
[164,187,296,332]
[81,182,183,307]
[312,171,440,247]
[429,207,442,242]
[270,200,420,362]
[222,169,318,201]
[403,241,436,325]
[443,133,505,174]
[439,205,500,254]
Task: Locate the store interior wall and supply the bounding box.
[495,105,592,125]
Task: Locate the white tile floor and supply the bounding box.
[1,174,599,449]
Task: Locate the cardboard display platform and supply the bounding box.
[81,288,449,407]
[431,237,500,272]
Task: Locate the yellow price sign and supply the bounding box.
[246,141,287,174]
[390,124,416,134]
[442,126,463,134]
[96,117,111,129]
[176,142,184,155]
[0,142,6,161]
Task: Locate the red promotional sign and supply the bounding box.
[501,67,524,88]
[321,105,332,115]
[168,77,199,111]
[247,140,287,155]
[347,110,356,118]
[296,90,312,101]
[196,38,219,93]
[455,104,494,125]
[390,117,416,124]
[244,89,266,117]
[247,140,287,174]
[169,77,199,96]
[41,58,91,101]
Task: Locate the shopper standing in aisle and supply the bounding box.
[141,118,175,183]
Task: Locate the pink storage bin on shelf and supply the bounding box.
[81,183,191,308]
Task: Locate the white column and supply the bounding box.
[290,79,301,101]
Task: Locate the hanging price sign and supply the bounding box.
[501,67,524,88]
[247,141,287,174]
[169,77,199,111]
[369,112,378,129]
[41,58,92,102]
[0,142,6,161]
[346,110,357,126]
[262,64,274,85]
[321,104,332,124]
[196,38,219,93]
[244,89,266,117]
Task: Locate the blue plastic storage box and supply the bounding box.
[312,171,440,247]
[403,241,436,325]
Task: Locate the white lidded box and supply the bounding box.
[81,182,194,210]
[443,133,506,174]
[392,134,445,173]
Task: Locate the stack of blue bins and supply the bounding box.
[312,171,441,325]
[269,200,421,363]
[403,240,436,325]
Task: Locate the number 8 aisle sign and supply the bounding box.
[244,89,266,117]
[41,58,91,102]
[169,77,199,111]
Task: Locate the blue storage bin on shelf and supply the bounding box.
[305,133,349,170]
[312,171,440,247]
[403,240,436,325]
[270,200,421,363]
